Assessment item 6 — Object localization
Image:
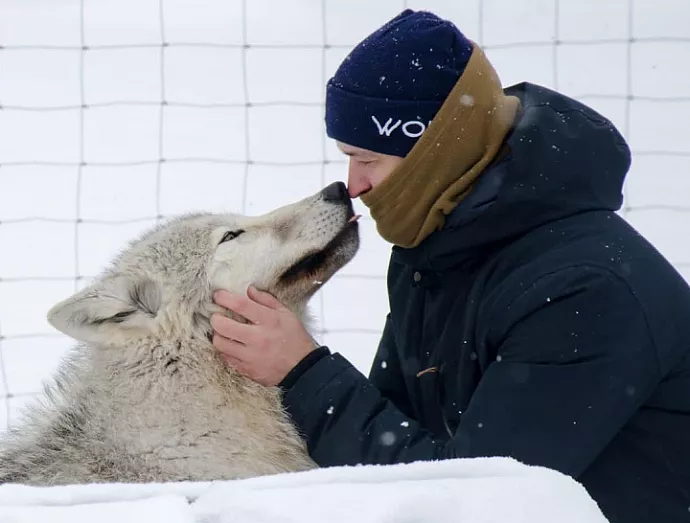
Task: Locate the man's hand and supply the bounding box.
[210,285,316,387]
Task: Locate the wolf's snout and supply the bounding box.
[321,181,350,205]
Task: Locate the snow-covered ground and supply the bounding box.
[0,457,609,523]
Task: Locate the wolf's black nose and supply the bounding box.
[321,181,350,204]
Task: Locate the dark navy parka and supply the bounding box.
[280,83,690,523]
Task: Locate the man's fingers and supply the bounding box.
[247,285,286,311]
[221,353,245,370]
[210,313,257,345]
[222,353,255,379]
[213,289,273,325]
[212,332,252,362]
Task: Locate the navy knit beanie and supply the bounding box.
[325,9,474,157]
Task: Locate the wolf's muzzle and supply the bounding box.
[321,181,351,205]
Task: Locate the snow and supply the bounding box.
[0,495,194,523]
[0,458,609,523]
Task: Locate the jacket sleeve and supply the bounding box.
[366,314,416,419]
[280,266,662,477]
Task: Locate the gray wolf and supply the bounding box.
[0,181,360,486]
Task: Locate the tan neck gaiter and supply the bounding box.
[359,43,521,248]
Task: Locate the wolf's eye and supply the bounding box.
[219,229,245,244]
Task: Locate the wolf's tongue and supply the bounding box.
[348,214,361,223]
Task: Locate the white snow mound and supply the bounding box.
[0,457,609,523]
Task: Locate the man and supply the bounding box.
[210,9,690,523]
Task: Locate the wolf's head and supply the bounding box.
[47,182,360,348]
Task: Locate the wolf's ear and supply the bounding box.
[47,274,162,345]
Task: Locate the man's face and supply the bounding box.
[337,141,404,198]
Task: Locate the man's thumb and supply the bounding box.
[247,285,285,310]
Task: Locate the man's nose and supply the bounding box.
[347,165,370,198]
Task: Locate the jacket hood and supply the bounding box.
[392,82,632,271]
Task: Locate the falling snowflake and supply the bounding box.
[380,431,396,446]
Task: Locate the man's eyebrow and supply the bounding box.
[342,150,373,159]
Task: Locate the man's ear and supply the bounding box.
[47,274,162,346]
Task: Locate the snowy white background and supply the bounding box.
[0,0,689,432]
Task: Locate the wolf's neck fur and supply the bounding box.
[91,329,313,476]
[1,325,315,486]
